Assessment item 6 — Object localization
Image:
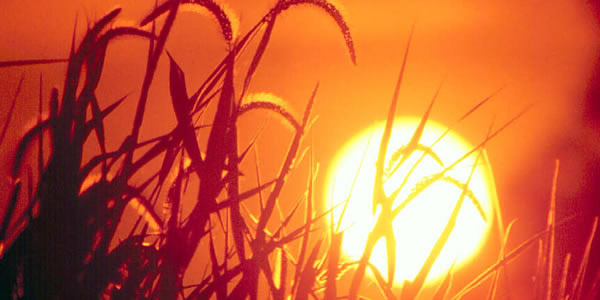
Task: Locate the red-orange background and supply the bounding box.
[1,0,599,298]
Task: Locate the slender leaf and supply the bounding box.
[0,75,24,146]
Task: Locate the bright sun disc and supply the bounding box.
[325,118,497,286]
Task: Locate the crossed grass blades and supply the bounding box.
[0,0,597,299]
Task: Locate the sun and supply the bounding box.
[325,117,497,286]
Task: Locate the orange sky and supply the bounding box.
[1,0,599,298]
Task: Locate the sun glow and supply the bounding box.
[326,118,497,286]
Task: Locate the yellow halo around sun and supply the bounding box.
[325,117,497,286]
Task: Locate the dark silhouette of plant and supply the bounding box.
[0,0,354,298]
[1,1,598,299]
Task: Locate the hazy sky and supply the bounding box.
[1,0,598,172]
[1,0,599,297]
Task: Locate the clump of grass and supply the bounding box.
[0,0,353,298]
[0,1,598,299]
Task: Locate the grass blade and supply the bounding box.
[166,52,206,174]
[349,28,414,300]
[392,81,441,171]
[295,239,322,300]
[294,150,316,294]
[238,94,301,132]
[129,2,178,152]
[242,12,276,96]
[275,0,356,64]
[367,262,397,300]
[546,159,560,300]
[82,94,127,141]
[142,0,238,42]
[222,160,243,240]
[372,23,414,214]
[559,253,571,300]
[325,232,343,300]
[433,263,455,300]
[12,120,51,178]
[392,105,532,221]
[255,84,317,246]
[487,219,517,300]
[183,50,236,242]
[38,74,44,181]
[140,0,172,26]
[571,216,598,299]
[452,215,576,299]
[61,8,122,121]
[0,180,21,256]
[88,93,107,155]
[181,1,238,42]
[402,128,486,299]
[0,58,68,68]
[127,195,163,232]
[0,75,24,147]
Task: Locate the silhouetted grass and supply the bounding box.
[0,1,598,299]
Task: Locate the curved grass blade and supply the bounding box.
[275,0,356,64]
[83,26,154,94]
[141,0,238,42]
[402,131,486,299]
[62,7,122,119]
[390,174,483,226]
[392,105,532,221]
[395,86,504,192]
[190,16,267,114]
[238,98,301,132]
[180,1,238,42]
[386,144,444,178]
